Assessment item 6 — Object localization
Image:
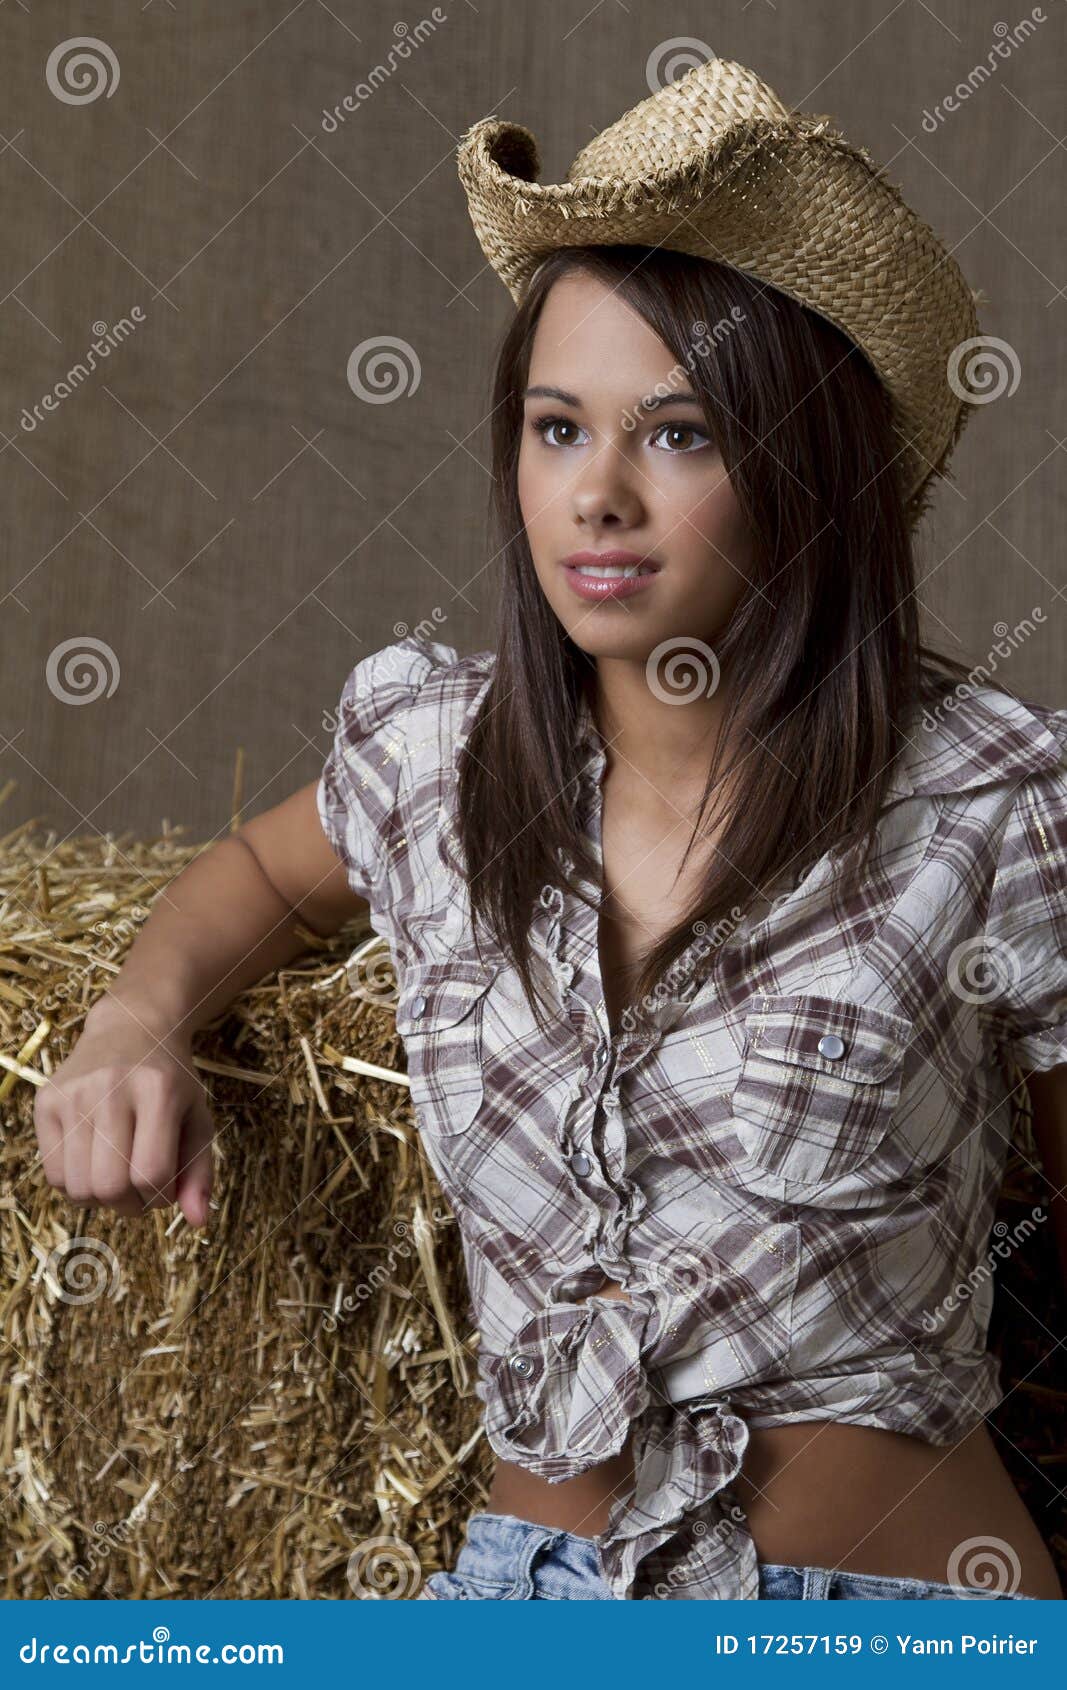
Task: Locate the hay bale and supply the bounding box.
[0,824,490,1599]
[1,824,1064,1595]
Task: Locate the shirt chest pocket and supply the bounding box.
[730,992,915,1193]
[394,960,496,1137]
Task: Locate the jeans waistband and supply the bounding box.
[442,1509,613,1600]
[445,1512,1038,1601]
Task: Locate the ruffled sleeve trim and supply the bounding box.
[316,635,458,904]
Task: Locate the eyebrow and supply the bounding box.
[524,384,705,413]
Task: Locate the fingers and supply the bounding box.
[174,1097,216,1228]
[32,1058,214,1225]
[128,1089,181,1213]
[57,1098,99,1209]
[90,1100,141,1214]
[33,1088,67,1189]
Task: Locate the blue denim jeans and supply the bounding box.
[418,1510,1039,1601]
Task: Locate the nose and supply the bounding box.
[570,440,645,532]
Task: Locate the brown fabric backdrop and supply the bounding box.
[2,1,1064,848]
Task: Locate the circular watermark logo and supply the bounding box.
[45,1237,122,1305]
[645,636,720,705]
[46,637,120,705]
[644,1241,716,1297]
[346,336,421,403]
[947,935,1022,1005]
[947,335,1021,405]
[46,38,120,105]
[345,946,400,1009]
[646,39,715,92]
[346,1533,423,1598]
[946,1534,1022,1597]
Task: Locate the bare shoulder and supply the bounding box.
[237,779,369,937]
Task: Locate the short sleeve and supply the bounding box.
[981,765,1067,1074]
[316,635,457,903]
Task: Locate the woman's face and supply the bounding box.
[517,269,756,667]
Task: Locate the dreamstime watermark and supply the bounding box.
[947,934,1023,1008]
[946,1534,1023,1597]
[343,945,401,1010]
[20,1629,284,1664]
[387,611,447,650]
[644,1503,747,1598]
[346,1533,424,1597]
[46,637,121,705]
[920,1206,1046,1334]
[45,1490,156,1600]
[322,1222,413,1331]
[645,38,715,93]
[644,1241,718,1297]
[947,335,1021,405]
[617,908,746,1034]
[920,611,1045,734]
[20,310,146,432]
[43,1237,122,1305]
[621,312,746,433]
[46,37,120,104]
[320,1211,449,1332]
[50,907,151,1006]
[645,636,722,706]
[321,613,448,745]
[920,11,1047,132]
[320,11,447,131]
[346,335,421,403]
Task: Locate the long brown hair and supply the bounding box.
[455,243,988,1034]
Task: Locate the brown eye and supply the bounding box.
[532,416,586,447]
[650,423,711,453]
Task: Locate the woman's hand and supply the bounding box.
[33,997,216,1227]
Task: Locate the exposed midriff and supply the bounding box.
[486,1281,1063,1599]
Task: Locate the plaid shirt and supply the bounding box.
[317,635,1067,1601]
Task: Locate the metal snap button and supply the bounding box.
[570,1151,592,1177]
[411,994,427,1018]
[508,1353,535,1377]
[817,1033,845,1059]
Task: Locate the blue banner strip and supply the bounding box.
[2,1598,1062,1686]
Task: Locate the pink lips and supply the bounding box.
[561,549,662,602]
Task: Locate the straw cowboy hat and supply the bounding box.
[456,55,984,525]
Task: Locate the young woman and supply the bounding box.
[36,60,1067,1602]
[393,242,1065,1601]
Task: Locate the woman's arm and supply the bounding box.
[89,779,368,1040]
[1020,1062,1067,1292]
[34,781,368,1223]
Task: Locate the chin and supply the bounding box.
[560,621,672,661]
